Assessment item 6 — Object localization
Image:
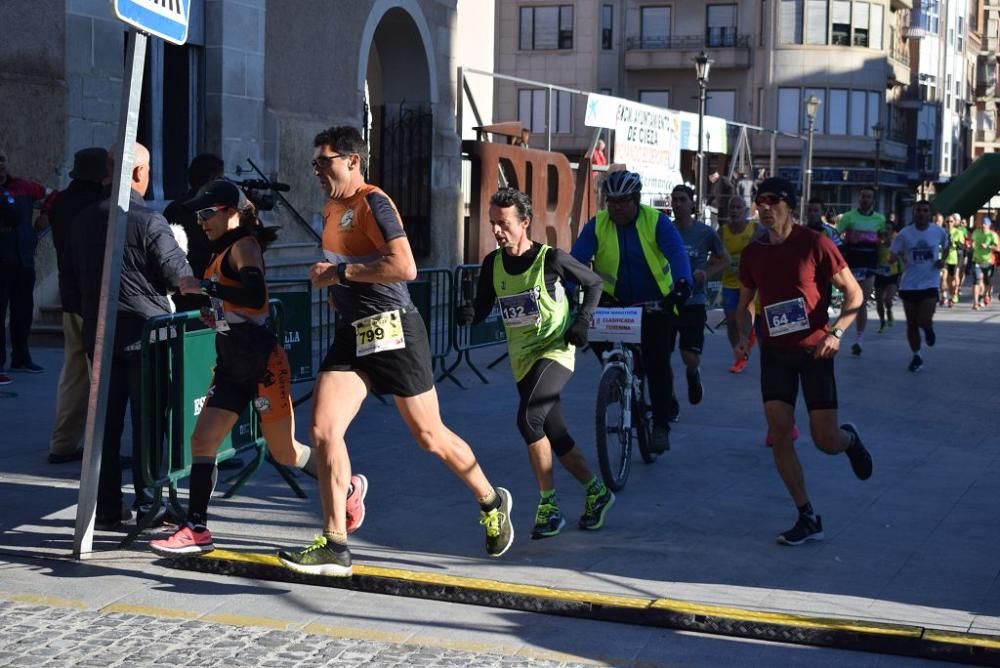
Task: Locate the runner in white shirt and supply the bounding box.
[889,201,949,373]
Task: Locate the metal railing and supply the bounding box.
[442,264,507,386]
[625,33,751,51]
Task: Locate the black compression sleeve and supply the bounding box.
[203,266,267,309]
[547,249,603,320]
[471,254,498,325]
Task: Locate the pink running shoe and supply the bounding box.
[346,474,368,534]
[765,424,800,448]
[149,525,215,556]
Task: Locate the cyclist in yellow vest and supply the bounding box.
[571,170,692,454]
[458,188,612,539]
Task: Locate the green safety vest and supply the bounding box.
[594,205,674,298]
[492,245,575,382]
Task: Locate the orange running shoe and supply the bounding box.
[765,424,800,448]
[730,357,748,374]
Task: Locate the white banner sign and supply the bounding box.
[589,307,643,344]
[585,94,682,199]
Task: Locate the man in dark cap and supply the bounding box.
[46,147,109,464]
[734,177,872,546]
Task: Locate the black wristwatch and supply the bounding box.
[337,262,350,286]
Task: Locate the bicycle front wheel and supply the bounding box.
[634,375,658,464]
[595,365,632,491]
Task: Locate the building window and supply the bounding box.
[806,0,828,45]
[849,89,867,135]
[518,89,572,133]
[957,16,963,51]
[866,91,881,135]
[803,88,826,133]
[778,88,801,132]
[519,5,574,50]
[706,4,738,47]
[828,88,848,134]
[831,1,851,45]
[853,2,870,47]
[780,0,803,44]
[601,4,614,49]
[706,89,736,121]
[640,6,672,48]
[870,4,883,50]
[639,90,670,109]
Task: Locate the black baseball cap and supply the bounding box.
[182,179,248,211]
[756,177,798,209]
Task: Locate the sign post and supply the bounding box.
[73,1,191,558]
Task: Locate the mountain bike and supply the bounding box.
[590,303,659,492]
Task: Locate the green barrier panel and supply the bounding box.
[408,279,431,326]
[270,290,313,382]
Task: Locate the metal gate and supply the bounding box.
[371,104,433,259]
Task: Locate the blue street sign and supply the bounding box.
[113,0,191,45]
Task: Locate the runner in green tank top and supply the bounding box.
[458,188,614,539]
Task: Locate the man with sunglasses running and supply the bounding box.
[277,126,513,576]
[736,178,873,546]
[572,170,692,454]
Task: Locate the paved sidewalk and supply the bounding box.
[2,303,999,663]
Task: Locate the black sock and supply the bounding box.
[797,502,815,519]
[187,458,216,528]
[479,491,501,513]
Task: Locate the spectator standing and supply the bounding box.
[62,142,192,529]
[0,147,51,380]
[590,139,608,166]
[46,147,109,463]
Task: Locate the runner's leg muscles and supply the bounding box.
[765,400,809,507]
[807,408,849,455]
[902,299,921,352]
[312,371,367,534]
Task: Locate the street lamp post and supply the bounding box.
[694,51,712,220]
[801,95,821,222]
[872,122,883,209]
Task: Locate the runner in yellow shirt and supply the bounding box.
[719,194,761,373]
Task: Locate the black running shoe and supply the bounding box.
[908,354,923,373]
[651,425,670,454]
[687,369,704,405]
[777,514,824,546]
[531,500,565,539]
[923,327,936,347]
[841,423,873,480]
[278,536,352,577]
[579,486,615,531]
[850,343,862,356]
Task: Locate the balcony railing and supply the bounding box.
[975,129,998,143]
[626,33,752,51]
[890,44,911,66]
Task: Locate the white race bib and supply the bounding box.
[352,310,405,357]
[764,297,810,337]
[497,289,541,328]
[589,307,643,344]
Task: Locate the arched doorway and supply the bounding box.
[361,5,435,259]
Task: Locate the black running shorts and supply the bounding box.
[759,345,837,411]
[668,304,707,355]
[873,273,899,289]
[899,288,938,303]
[207,323,292,423]
[320,309,434,398]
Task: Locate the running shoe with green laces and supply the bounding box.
[531,499,566,539]
[579,485,615,531]
[481,487,514,557]
[277,535,352,577]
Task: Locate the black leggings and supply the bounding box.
[515,358,575,456]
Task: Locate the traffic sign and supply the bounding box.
[112,0,191,45]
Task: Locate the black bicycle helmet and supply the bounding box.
[602,170,642,197]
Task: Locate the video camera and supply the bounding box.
[234,178,290,212]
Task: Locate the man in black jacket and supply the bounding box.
[47,147,109,464]
[63,142,193,529]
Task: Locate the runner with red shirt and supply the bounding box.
[735,177,873,546]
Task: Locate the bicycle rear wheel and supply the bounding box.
[634,375,658,464]
[595,365,632,491]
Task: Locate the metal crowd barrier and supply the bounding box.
[122,299,297,547]
[410,268,455,382]
[443,263,507,386]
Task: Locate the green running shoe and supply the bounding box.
[531,499,566,539]
[579,485,615,531]
[480,487,514,557]
[278,535,352,577]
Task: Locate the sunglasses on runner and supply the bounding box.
[311,154,351,169]
[755,193,782,207]
[196,205,228,222]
